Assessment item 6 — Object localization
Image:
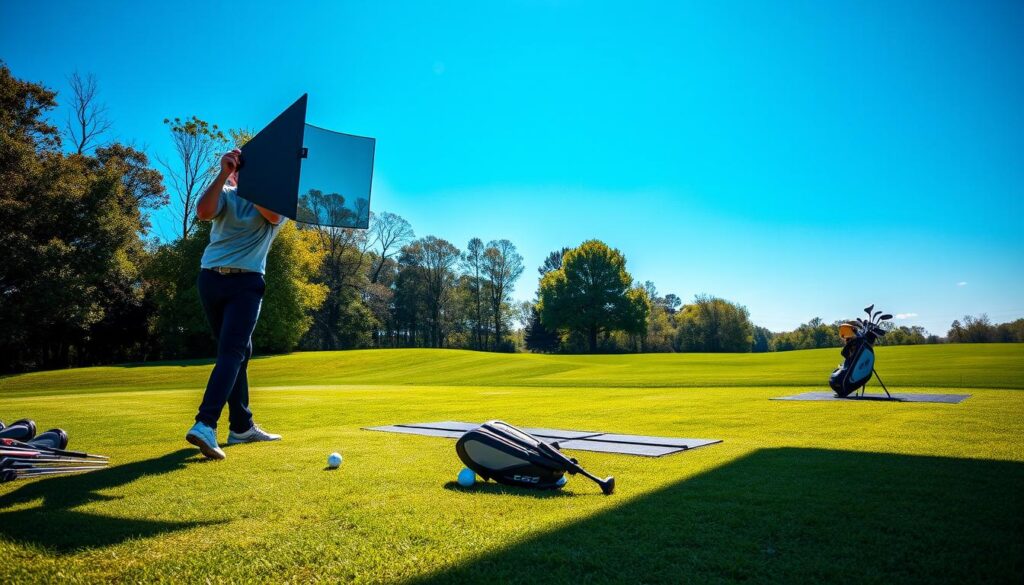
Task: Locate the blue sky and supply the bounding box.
[2,0,1022,334]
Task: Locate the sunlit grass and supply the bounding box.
[1,345,1022,583]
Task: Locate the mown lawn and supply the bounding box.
[2,344,1023,583]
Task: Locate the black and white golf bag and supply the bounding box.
[456,421,569,490]
[829,338,876,397]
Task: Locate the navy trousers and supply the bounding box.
[195,269,265,433]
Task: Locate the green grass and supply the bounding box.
[2,344,1023,583]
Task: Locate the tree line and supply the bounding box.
[2,64,1021,373]
[0,64,527,372]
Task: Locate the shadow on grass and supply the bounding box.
[417,448,1024,584]
[0,449,221,553]
[442,481,576,499]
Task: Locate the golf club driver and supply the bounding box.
[537,441,615,495]
[28,429,69,450]
[0,419,37,442]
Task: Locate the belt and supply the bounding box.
[208,266,257,275]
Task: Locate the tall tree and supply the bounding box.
[400,237,461,347]
[63,71,112,154]
[538,240,650,353]
[159,116,228,239]
[369,212,414,283]
[483,239,524,351]
[461,237,486,349]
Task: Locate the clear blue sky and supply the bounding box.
[3,0,1022,334]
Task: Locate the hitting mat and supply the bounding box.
[772,391,971,404]
[363,421,721,457]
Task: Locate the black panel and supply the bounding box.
[236,94,308,218]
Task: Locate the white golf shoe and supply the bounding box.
[186,421,226,460]
[227,423,282,445]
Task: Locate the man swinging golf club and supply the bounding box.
[185,149,285,459]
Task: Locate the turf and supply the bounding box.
[2,344,1023,583]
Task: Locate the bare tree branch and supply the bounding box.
[159,117,228,239]
[63,72,113,154]
[369,212,414,283]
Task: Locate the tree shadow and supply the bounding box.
[416,448,1024,584]
[0,448,222,553]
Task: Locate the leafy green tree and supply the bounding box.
[752,326,773,352]
[484,239,524,351]
[93,143,167,233]
[255,222,328,352]
[0,64,152,371]
[523,309,552,352]
[996,319,1024,342]
[674,295,754,353]
[538,240,650,353]
[144,224,213,358]
[538,247,570,276]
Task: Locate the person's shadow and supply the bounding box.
[0,449,222,553]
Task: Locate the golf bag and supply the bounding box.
[456,421,568,490]
[829,338,876,397]
[829,304,893,398]
[455,421,615,494]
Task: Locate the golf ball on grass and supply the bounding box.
[457,467,476,487]
[327,452,342,468]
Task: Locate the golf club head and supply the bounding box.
[872,310,882,323]
[0,419,36,442]
[880,314,893,321]
[28,429,69,451]
[598,476,615,495]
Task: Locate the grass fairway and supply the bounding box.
[2,344,1023,583]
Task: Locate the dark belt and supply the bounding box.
[208,266,257,275]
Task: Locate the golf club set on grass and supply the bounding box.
[0,419,108,484]
[830,304,893,398]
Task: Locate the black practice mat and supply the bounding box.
[772,391,971,404]
[363,421,721,457]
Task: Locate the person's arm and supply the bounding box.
[196,149,240,221]
[254,204,284,225]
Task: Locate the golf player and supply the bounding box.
[185,149,285,459]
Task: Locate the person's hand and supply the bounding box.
[220,149,242,175]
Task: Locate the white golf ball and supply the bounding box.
[556,476,568,487]
[327,452,342,468]
[457,467,476,487]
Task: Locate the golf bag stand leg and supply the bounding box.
[872,369,892,399]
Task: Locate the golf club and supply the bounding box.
[536,441,615,495]
[0,438,108,461]
[0,419,37,442]
[28,429,69,450]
